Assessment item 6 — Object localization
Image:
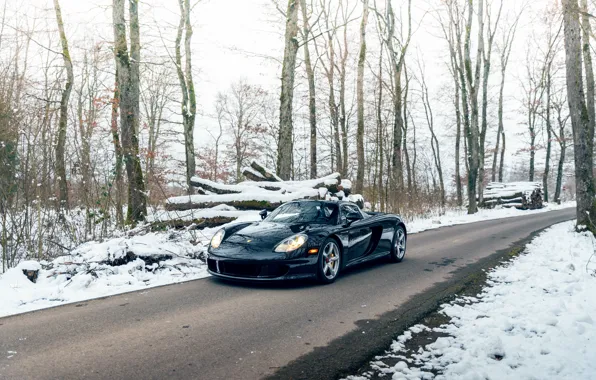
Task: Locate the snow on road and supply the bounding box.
[0,202,576,318]
[346,220,596,380]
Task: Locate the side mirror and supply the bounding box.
[345,211,362,225]
[259,209,268,220]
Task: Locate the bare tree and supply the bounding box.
[277,0,300,180]
[464,0,484,213]
[113,0,147,224]
[175,0,197,189]
[375,0,412,211]
[540,16,562,202]
[218,81,267,182]
[440,5,464,206]
[551,90,570,203]
[53,0,73,212]
[316,0,343,175]
[492,9,521,182]
[355,0,369,194]
[521,44,547,182]
[580,0,595,147]
[336,0,355,178]
[110,67,125,226]
[561,0,596,231]
[141,64,173,199]
[300,0,319,179]
[417,59,445,208]
[477,0,502,203]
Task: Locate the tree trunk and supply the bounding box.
[493,65,505,182]
[77,53,92,232]
[277,0,300,180]
[462,0,483,214]
[175,0,197,190]
[355,0,368,194]
[339,17,349,178]
[113,0,147,224]
[53,0,74,212]
[300,0,317,179]
[478,1,502,203]
[110,69,125,226]
[498,129,505,182]
[324,30,342,175]
[543,69,552,202]
[581,0,595,156]
[385,0,411,210]
[553,106,568,202]
[403,65,413,200]
[419,62,445,208]
[562,0,596,231]
[451,56,463,207]
[376,47,384,212]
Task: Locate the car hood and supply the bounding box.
[223,222,308,248]
[212,221,327,259]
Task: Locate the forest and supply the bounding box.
[1,0,595,271]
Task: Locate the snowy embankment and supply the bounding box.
[0,202,575,318]
[346,220,596,380]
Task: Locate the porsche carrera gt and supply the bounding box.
[207,200,407,284]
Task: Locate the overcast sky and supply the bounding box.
[7,0,561,181]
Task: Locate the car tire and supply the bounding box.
[389,225,407,263]
[317,238,342,284]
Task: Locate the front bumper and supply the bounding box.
[207,254,318,281]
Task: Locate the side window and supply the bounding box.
[339,205,348,224]
[342,204,363,220]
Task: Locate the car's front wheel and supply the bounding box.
[389,225,407,263]
[317,238,341,284]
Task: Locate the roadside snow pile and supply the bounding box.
[0,228,215,318]
[0,208,263,318]
[348,220,596,380]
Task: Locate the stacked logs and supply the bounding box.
[166,160,363,211]
[480,182,544,210]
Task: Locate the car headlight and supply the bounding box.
[210,229,225,249]
[274,234,308,253]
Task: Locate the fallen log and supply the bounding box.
[166,199,282,212]
[190,177,242,195]
[151,216,237,231]
[249,160,282,182]
[242,168,267,182]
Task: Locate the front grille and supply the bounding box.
[208,258,288,278]
[207,258,217,272]
[220,261,261,277]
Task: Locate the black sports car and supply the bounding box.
[207,200,407,284]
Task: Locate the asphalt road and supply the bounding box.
[0,208,576,380]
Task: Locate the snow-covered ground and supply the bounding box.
[0,202,575,318]
[346,220,596,380]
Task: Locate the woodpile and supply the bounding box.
[166,160,363,211]
[480,182,544,210]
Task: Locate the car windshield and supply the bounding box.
[266,202,338,225]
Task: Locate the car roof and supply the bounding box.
[288,199,352,206]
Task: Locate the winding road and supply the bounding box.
[0,208,575,380]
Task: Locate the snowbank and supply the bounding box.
[347,220,596,380]
[0,225,227,318]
